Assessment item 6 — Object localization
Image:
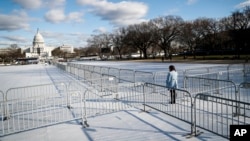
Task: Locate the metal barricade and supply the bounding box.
[0,83,84,137]
[135,71,154,83]
[142,83,194,134]
[108,67,119,79]
[82,82,145,127]
[187,69,245,84]
[153,71,167,86]
[238,82,250,117]
[238,82,250,103]
[184,76,237,100]
[194,94,250,139]
[119,69,135,83]
[184,65,228,76]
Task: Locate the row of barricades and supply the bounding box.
[0,78,120,136]
[58,62,250,89]
[1,79,250,139]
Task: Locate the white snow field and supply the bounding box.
[1,61,243,141]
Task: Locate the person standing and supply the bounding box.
[166,65,178,104]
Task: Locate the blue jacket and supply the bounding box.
[166,71,178,89]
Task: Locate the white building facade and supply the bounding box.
[23,29,74,61]
[24,29,55,60]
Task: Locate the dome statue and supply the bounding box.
[33,32,44,43]
[33,28,44,48]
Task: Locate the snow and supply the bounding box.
[0,62,229,141]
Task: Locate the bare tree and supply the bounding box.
[124,22,155,59]
[179,21,197,59]
[220,7,250,58]
[87,33,112,59]
[151,15,184,59]
[110,27,127,59]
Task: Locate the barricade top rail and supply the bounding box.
[144,82,192,97]
[5,82,67,91]
[185,75,236,84]
[194,93,250,105]
[186,68,244,77]
[239,82,250,86]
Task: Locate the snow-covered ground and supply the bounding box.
[0,62,230,141]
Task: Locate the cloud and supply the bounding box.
[38,31,88,47]
[44,9,84,24]
[44,0,66,8]
[13,0,83,24]
[187,0,198,5]
[1,35,28,42]
[13,0,42,9]
[44,9,66,23]
[67,12,84,23]
[0,10,30,31]
[13,0,65,9]
[235,0,250,8]
[93,27,108,33]
[165,8,180,16]
[76,0,148,26]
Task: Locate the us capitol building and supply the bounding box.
[23,29,74,61]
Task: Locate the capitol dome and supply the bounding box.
[33,29,44,43]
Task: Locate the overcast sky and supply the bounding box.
[0,0,249,48]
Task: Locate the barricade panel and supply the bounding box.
[101,67,109,75]
[119,69,135,83]
[194,94,250,139]
[135,71,154,83]
[184,76,237,100]
[239,82,250,104]
[143,83,193,124]
[81,82,145,126]
[187,69,245,84]
[185,65,229,76]
[154,71,167,86]
[78,68,85,80]
[1,83,83,136]
[108,68,119,79]
[93,66,101,74]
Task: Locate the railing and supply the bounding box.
[194,94,250,139]
[184,76,237,100]
[0,77,117,136]
[142,83,194,134]
[238,82,250,103]
[0,82,83,136]
[0,81,197,137]
[82,82,145,126]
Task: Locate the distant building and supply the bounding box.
[22,29,56,61]
[22,28,74,61]
[59,44,74,53]
[0,48,10,54]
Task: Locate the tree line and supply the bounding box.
[80,6,250,60]
[0,44,24,64]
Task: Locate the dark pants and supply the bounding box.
[170,89,176,104]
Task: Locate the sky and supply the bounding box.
[0,0,249,49]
